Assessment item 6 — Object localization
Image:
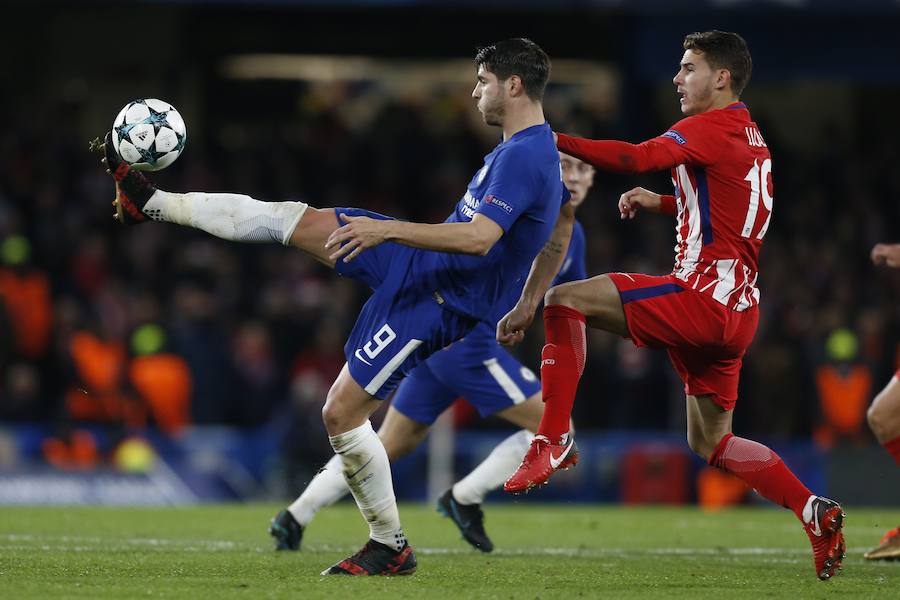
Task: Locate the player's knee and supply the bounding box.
[867,401,883,438]
[544,284,572,308]
[321,395,349,434]
[867,393,894,442]
[545,281,587,311]
[686,429,715,461]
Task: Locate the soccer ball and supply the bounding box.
[111,99,187,171]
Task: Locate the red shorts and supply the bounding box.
[607,273,759,411]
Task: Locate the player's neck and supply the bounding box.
[502,103,546,141]
[702,95,741,113]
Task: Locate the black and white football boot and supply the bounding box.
[89,132,157,224]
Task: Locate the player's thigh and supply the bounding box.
[495,392,543,432]
[321,363,383,435]
[289,207,399,279]
[868,374,900,442]
[545,275,628,337]
[685,394,734,460]
[288,206,340,267]
[378,405,432,460]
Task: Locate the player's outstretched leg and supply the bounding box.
[91,131,319,252]
[695,396,845,581]
[710,435,846,580]
[865,374,900,559]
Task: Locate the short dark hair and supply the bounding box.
[474,38,550,101]
[683,30,752,97]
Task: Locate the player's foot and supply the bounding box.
[436,489,493,553]
[801,495,846,580]
[503,434,578,494]
[268,509,303,551]
[864,526,900,560]
[89,132,157,224]
[320,539,417,576]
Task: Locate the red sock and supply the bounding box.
[536,304,586,444]
[885,436,900,466]
[709,433,812,520]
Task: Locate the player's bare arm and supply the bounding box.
[325,213,503,263]
[497,201,575,346]
[871,243,900,268]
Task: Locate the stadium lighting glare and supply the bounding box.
[220,54,617,90]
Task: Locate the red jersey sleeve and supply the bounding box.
[652,114,720,167]
[658,194,677,216]
[557,113,720,174]
[557,133,679,174]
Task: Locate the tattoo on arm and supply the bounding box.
[540,239,564,260]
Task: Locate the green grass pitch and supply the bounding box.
[1,503,898,598]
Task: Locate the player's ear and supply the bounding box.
[715,68,732,92]
[507,74,524,97]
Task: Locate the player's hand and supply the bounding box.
[325,214,390,263]
[496,302,534,346]
[618,187,661,220]
[871,243,900,268]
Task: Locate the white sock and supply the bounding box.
[143,190,307,245]
[452,429,531,505]
[329,421,406,551]
[287,455,350,527]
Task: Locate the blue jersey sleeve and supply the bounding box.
[553,220,586,285]
[475,145,542,231]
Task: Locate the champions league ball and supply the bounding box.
[111,99,186,171]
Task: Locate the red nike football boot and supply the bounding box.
[503,435,578,494]
[801,495,846,580]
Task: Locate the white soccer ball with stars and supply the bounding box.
[111,99,187,171]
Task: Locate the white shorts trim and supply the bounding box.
[483,358,526,404]
[363,339,423,395]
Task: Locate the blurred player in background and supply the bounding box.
[499,30,846,581]
[269,151,593,554]
[94,38,573,576]
[865,242,900,560]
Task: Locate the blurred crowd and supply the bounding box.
[2,79,900,474]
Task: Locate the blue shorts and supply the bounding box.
[334,208,478,400]
[391,329,542,425]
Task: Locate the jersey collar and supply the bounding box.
[504,122,549,143]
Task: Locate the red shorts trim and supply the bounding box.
[607,273,759,411]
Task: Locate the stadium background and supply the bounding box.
[1,0,900,507]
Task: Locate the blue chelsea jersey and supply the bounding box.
[410,123,569,324]
[553,220,586,286]
[450,219,586,355]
